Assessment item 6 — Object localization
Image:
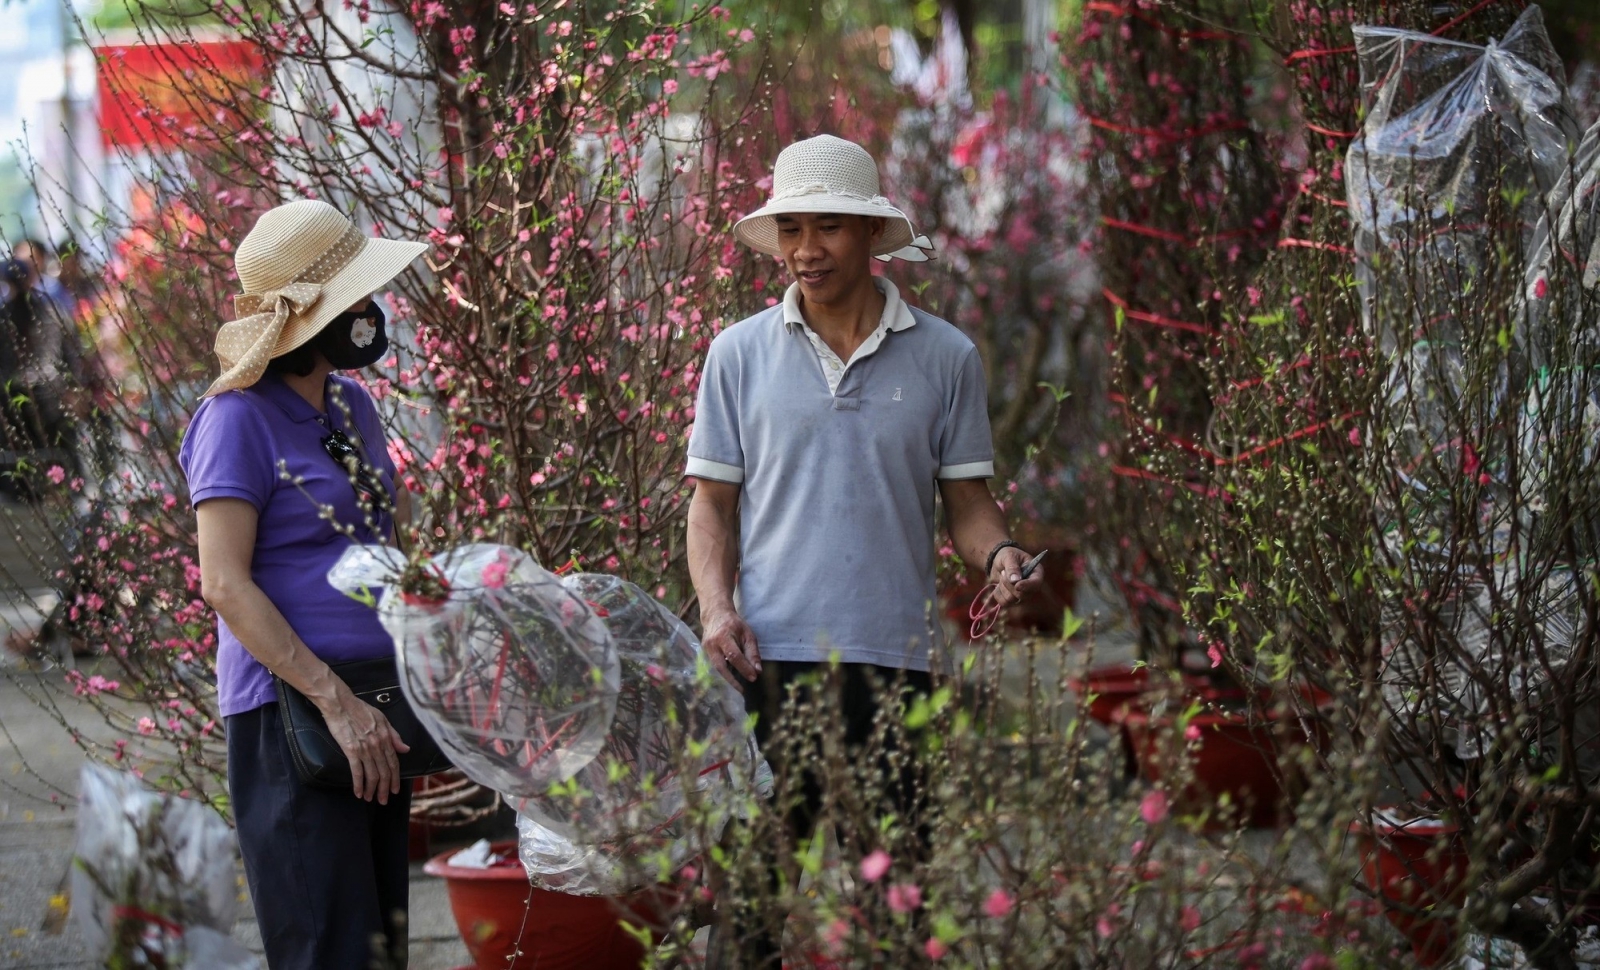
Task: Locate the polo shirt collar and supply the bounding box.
[252,372,327,424]
[782,277,916,334]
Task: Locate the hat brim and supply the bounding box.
[271,236,429,358]
[733,197,916,258]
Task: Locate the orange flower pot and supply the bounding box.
[1350,817,1469,967]
[1121,708,1292,828]
[424,841,677,970]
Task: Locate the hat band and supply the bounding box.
[232,221,367,318]
[767,182,896,209]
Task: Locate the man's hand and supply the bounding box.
[702,608,761,692]
[986,545,1045,610]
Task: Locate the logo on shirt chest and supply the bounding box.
[892,387,903,401]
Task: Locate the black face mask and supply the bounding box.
[312,302,389,370]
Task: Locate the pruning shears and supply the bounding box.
[968,550,1047,639]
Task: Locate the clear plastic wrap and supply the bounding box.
[327,543,618,798]
[1523,117,1600,366]
[1379,561,1580,760]
[1348,6,1578,358]
[1349,8,1587,761]
[508,574,758,895]
[71,764,259,969]
[328,548,765,895]
[1351,7,1576,570]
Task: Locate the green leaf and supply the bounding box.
[1061,607,1085,640]
[905,696,933,729]
[1036,381,1071,404]
[798,826,826,876]
[340,585,378,608]
[618,920,653,948]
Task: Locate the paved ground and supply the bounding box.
[0,662,476,970]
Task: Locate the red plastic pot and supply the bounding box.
[424,841,677,970]
[1121,709,1293,828]
[1067,664,1256,725]
[1068,663,1153,726]
[1350,817,1469,967]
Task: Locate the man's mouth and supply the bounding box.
[797,269,831,286]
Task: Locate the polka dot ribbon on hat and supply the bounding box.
[211,282,324,375]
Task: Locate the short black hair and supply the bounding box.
[265,340,320,377]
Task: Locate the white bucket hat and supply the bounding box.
[203,199,428,397]
[733,135,933,262]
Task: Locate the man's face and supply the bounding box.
[775,213,884,306]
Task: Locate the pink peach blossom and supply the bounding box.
[983,888,1014,919]
[887,883,923,913]
[1140,789,1169,824]
[1180,905,1201,932]
[859,849,891,883]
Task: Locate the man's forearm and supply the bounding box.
[940,478,1013,571]
[687,483,741,619]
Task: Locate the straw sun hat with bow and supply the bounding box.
[203,199,427,398]
[733,135,934,263]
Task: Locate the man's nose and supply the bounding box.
[793,227,825,262]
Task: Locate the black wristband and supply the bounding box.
[984,539,1021,577]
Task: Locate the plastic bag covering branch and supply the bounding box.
[1348,5,1576,359]
[328,543,619,798]
[328,547,759,895]
[1524,118,1600,367]
[1346,7,1588,761]
[72,764,259,969]
[509,573,760,895]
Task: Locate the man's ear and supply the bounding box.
[867,216,887,243]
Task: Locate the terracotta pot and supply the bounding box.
[1068,663,1153,726]
[1065,663,1150,776]
[424,841,677,970]
[1066,663,1257,725]
[1121,708,1296,828]
[1350,817,1469,967]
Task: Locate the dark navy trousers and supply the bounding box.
[227,702,412,969]
[732,661,934,968]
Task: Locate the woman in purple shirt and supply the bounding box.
[179,200,426,968]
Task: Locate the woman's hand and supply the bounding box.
[317,681,411,803]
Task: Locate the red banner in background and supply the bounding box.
[93,33,266,150]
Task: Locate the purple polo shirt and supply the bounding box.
[179,373,397,717]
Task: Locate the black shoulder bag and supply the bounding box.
[274,396,451,789]
[275,658,452,790]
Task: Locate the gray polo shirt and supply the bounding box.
[686,279,995,671]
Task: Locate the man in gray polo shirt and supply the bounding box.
[687,134,1042,964]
